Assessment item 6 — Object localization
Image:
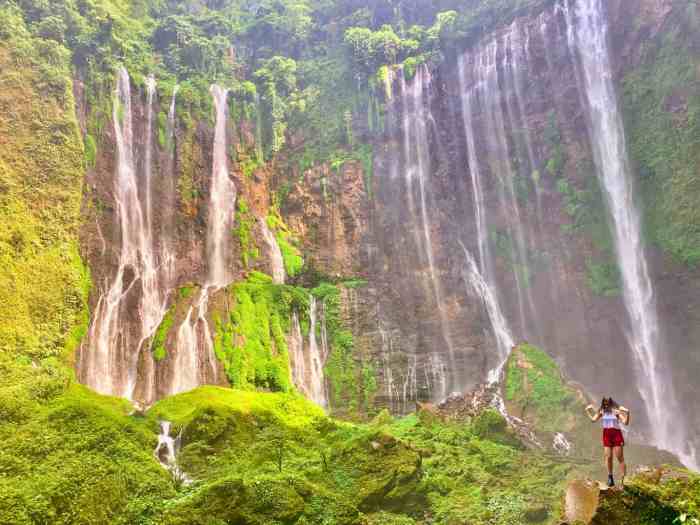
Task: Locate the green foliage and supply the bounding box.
[84,133,97,167]
[179,284,195,299]
[213,272,306,392]
[151,308,175,362]
[0,9,88,360]
[555,165,620,295]
[544,110,565,176]
[504,344,577,434]
[586,259,621,297]
[344,25,417,78]
[267,212,304,277]
[385,410,571,524]
[233,198,259,268]
[622,29,700,266]
[0,356,175,523]
[311,283,377,413]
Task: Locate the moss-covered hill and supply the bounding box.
[4,343,698,524]
[0,378,570,524]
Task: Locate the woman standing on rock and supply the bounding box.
[585,397,630,488]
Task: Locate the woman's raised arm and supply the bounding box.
[617,406,630,425]
[585,404,601,422]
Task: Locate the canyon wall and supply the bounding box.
[75,0,700,465]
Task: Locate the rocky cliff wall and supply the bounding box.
[75,0,700,462]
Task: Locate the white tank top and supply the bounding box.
[601,410,620,429]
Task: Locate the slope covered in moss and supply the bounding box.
[0,5,88,361]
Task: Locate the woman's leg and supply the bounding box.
[614,446,626,481]
[604,446,613,475]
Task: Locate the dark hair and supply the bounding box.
[600,397,618,412]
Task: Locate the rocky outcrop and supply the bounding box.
[561,467,700,524]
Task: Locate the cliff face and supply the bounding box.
[75,0,700,464]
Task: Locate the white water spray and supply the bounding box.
[307,296,328,407]
[154,421,191,484]
[260,218,285,284]
[460,244,515,383]
[398,65,458,388]
[82,68,168,399]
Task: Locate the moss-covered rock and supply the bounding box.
[564,467,700,524]
[504,344,597,457]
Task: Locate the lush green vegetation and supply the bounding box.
[213,271,303,392]
[142,385,575,525]
[623,20,700,267]
[312,282,378,414]
[0,6,88,361]
[233,198,259,268]
[151,306,175,361]
[267,212,304,277]
[504,344,578,435]
[0,352,175,524]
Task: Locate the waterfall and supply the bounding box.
[397,65,458,390]
[457,46,519,377]
[288,298,328,407]
[289,311,307,395]
[259,218,285,284]
[170,85,234,395]
[460,245,514,382]
[565,0,697,469]
[154,421,191,484]
[81,68,167,398]
[307,296,328,407]
[161,85,179,286]
[207,85,236,288]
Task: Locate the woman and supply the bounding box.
[585,397,630,487]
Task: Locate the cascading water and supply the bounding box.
[170,85,234,395]
[564,0,697,469]
[207,85,236,288]
[457,46,521,376]
[460,245,514,382]
[288,298,328,407]
[307,296,328,407]
[397,65,455,394]
[161,85,179,286]
[81,68,168,399]
[154,421,191,484]
[289,311,307,396]
[260,218,285,284]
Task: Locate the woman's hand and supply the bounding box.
[585,404,598,421]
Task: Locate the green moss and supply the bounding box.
[151,307,175,362]
[179,284,195,299]
[586,259,621,297]
[233,198,259,268]
[157,110,168,150]
[0,10,87,360]
[213,272,303,392]
[84,133,97,168]
[622,30,700,266]
[504,344,578,435]
[0,368,175,524]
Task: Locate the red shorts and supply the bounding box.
[603,428,624,447]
